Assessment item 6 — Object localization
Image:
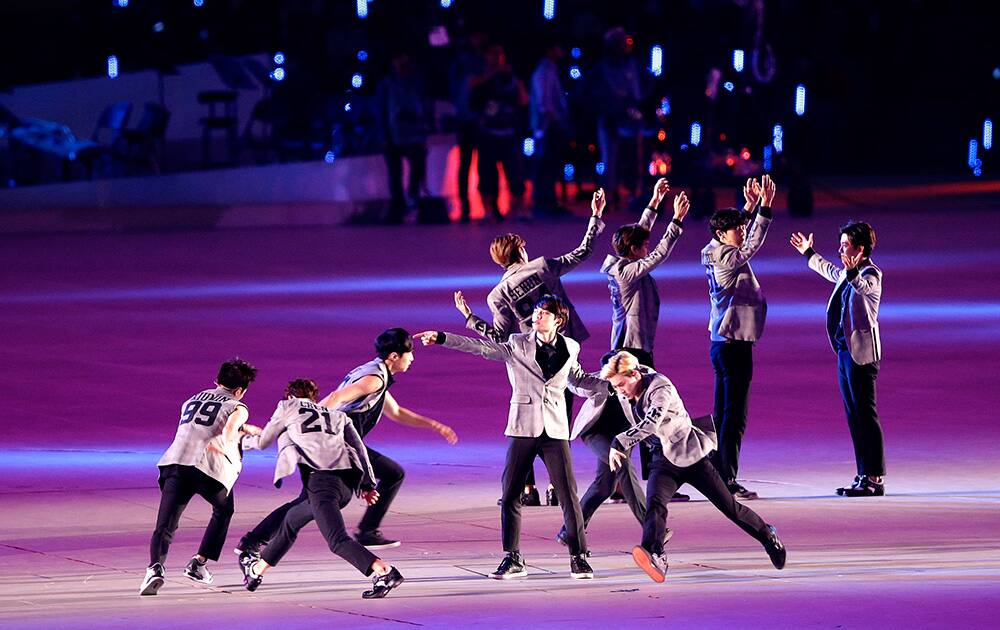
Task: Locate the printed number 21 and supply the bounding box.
[300,408,337,435]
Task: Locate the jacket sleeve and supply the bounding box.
[849,265,882,298]
[343,420,376,490]
[487,296,517,340]
[806,252,844,284]
[551,216,606,275]
[617,221,683,283]
[711,214,771,270]
[441,330,515,363]
[466,313,506,343]
[567,364,608,398]
[637,207,658,231]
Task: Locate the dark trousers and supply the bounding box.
[643,451,768,555]
[384,142,427,222]
[837,349,885,476]
[579,396,646,527]
[262,467,377,576]
[245,487,308,548]
[457,120,477,217]
[149,464,234,566]
[532,126,567,211]
[357,447,405,534]
[477,133,525,199]
[710,340,754,483]
[501,433,586,556]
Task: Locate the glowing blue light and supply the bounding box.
[595,162,606,175]
[569,66,581,80]
[543,0,556,21]
[193,0,204,7]
[107,55,119,79]
[117,0,129,8]
[968,139,978,168]
[357,50,368,61]
[270,67,285,82]
[773,124,784,153]
[690,122,702,146]
[344,102,352,112]
[522,138,535,157]
[994,67,1000,80]
[441,0,453,7]
[571,47,582,59]
[152,21,165,33]
[324,151,336,163]
[650,45,663,77]
[733,49,745,73]
[357,0,368,19]
[274,52,285,65]
[563,163,575,181]
[973,166,983,177]
[984,119,993,150]
[763,144,773,172]
[659,97,671,116]
[723,81,734,92]
[351,73,363,89]
[795,84,806,116]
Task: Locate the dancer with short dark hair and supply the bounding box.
[791,221,886,496]
[140,358,260,596]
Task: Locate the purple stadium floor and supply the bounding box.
[1,182,999,628]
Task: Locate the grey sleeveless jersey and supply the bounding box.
[157,387,247,492]
[335,358,392,437]
[248,397,375,488]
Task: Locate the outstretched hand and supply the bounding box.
[743,177,761,209]
[591,188,607,217]
[608,448,628,472]
[672,191,690,221]
[760,174,777,206]
[437,423,459,444]
[789,231,813,254]
[415,331,439,346]
[649,178,670,209]
[454,291,472,318]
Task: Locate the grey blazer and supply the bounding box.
[472,216,604,343]
[440,330,607,439]
[601,208,684,352]
[808,252,883,365]
[700,211,771,342]
[611,367,717,468]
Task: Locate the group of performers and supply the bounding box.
[140,175,885,598]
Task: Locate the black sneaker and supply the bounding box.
[240,553,263,592]
[234,535,261,557]
[361,566,405,599]
[840,477,885,497]
[490,552,527,579]
[727,482,759,500]
[836,475,863,496]
[569,554,594,579]
[355,530,401,549]
[762,525,786,570]
[545,485,559,506]
[670,492,691,502]
[183,556,213,584]
[520,488,541,506]
[632,546,668,583]
[139,563,165,596]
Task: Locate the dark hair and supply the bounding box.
[285,378,319,402]
[375,328,413,359]
[217,358,258,391]
[840,220,877,257]
[612,224,651,257]
[709,208,748,238]
[533,294,569,330]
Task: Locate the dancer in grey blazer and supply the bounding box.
[700,175,776,499]
[418,295,606,581]
[602,351,786,583]
[791,221,886,496]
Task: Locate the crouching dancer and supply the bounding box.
[140,358,261,595]
[417,295,607,580]
[602,351,786,583]
[240,379,404,599]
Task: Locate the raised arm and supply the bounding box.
[567,363,609,398]
[550,189,606,275]
[382,391,458,444]
[618,191,689,283]
[416,330,514,363]
[638,178,671,231]
[792,232,844,284]
[455,290,506,343]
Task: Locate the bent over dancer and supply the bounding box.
[601,351,786,583]
[418,295,606,580]
[240,379,404,599]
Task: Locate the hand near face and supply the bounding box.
[454,290,472,318]
[415,331,439,346]
[789,231,813,254]
[841,250,865,270]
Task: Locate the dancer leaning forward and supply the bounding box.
[239,379,404,599]
[601,351,787,583]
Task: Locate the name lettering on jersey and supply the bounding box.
[509,274,543,302]
[192,392,231,403]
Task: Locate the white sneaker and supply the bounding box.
[139,563,165,596]
[183,557,213,584]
